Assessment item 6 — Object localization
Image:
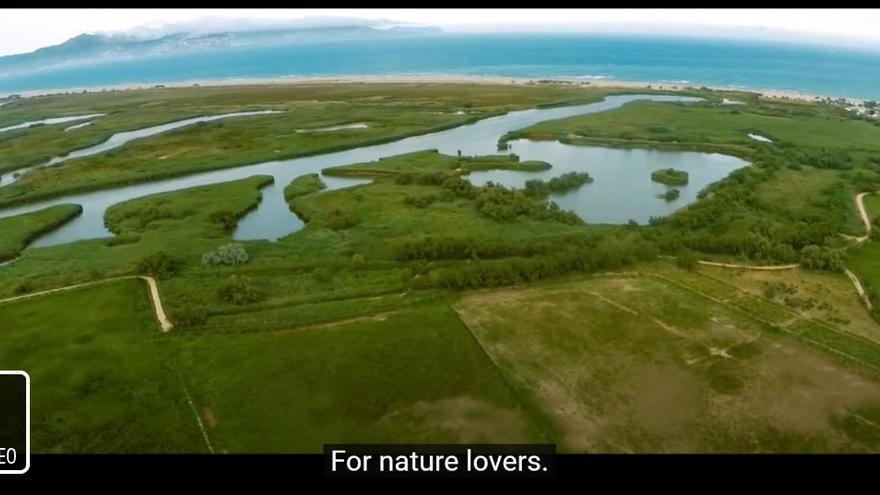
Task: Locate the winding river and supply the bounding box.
[0,110,281,186]
[0,113,104,134]
[0,94,749,249]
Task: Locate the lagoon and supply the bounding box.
[468,140,746,225]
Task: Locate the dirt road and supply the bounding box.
[852,192,874,243]
[696,261,800,270]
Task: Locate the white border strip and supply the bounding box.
[0,370,29,475]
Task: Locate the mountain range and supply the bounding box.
[0,24,444,77]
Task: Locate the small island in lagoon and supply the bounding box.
[651,168,689,186]
[658,188,680,201]
[523,171,593,197]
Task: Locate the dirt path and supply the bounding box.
[0,275,173,332]
[696,260,800,270]
[852,192,874,243]
[140,275,173,332]
[845,268,873,311]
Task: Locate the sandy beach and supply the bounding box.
[4,73,850,105]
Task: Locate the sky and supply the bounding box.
[1,9,879,57]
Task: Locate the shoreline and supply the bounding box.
[1,73,857,105]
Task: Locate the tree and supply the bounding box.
[800,245,844,272]
[137,251,179,279]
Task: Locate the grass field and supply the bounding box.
[455,271,880,452]
[0,279,205,452]
[0,279,550,452]
[177,303,549,452]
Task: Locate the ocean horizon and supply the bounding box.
[2,33,880,100]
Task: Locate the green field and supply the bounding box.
[178,303,548,451]
[0,279,205,452]
[0,279,548,452]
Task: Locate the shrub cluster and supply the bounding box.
[410,234,658,290]
[202,243,249,266]
[217,275,264,305]
[799,244,844,272]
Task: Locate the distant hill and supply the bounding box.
[0,25,444,77]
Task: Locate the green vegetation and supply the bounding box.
[505,97,880,154]
[523,171,593,197]
[322,149,549,178]
[322,150,584,226]
[106,175,272,237]
[217,274,263,305]
[506,96,880,266]
[651,168,689,186]
[178,303,549,451]
[0,278,548,452]
[6,84,880,453]
[0,204,82,261]
[0,83,619,208]
[284,173,326,201]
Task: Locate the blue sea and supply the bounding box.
[3,34,880,100]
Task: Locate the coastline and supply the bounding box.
[2,73,851,105]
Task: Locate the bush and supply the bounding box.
[217,275,263,305]
[325,209,358,230]
[675,248,698,271]
[14,281,33,295]
[202,243,249,266]
[174,305,208,328]
[403,194,444,208]
[475,184,535,222]
[210,210,238,230]
[137,252,179,279]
